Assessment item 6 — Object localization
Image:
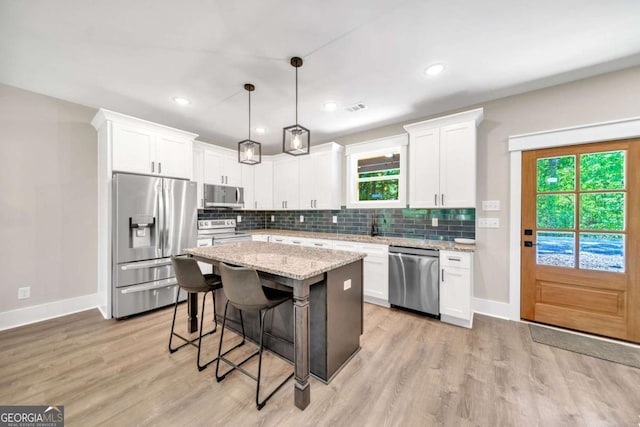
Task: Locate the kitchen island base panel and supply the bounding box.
[211,261,363,383]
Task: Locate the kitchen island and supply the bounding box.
[185,241,365,410]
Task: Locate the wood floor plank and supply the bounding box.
[1,303,639,426]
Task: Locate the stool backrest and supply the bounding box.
[171,256,207,291]
[219,263,269,312]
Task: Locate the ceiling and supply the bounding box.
[2,0,640,154]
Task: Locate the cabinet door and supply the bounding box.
[156,135,192,179]
[193,146,204,209]
[203,150,224,184]
[273,157,299,209]
[241,164,255,210]
[408,127,440,208]
[311,150,335,209]
[222,156,243,186]
[363,256,389,301]
[299,156,315,209]
[112,123,155,174]
[440,122,476,207]
[254,161,273,210]
[440,266,471,320]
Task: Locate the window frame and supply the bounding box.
[345,134,408,209]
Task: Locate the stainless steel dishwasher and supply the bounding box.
[388,246,439,317]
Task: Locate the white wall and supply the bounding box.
[0,84,98,315]
[331,65,640,304]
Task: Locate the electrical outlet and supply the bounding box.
[343,279,352,290]
[18,286,31,299]
[271,215,275,222]
[332,215,338,224]
[300,215,304,223]
[478,218,500,228]
[431,217,438,227]
[482,200,501,211]
[236,215,242,223]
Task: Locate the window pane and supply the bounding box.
[537,156,575,192]
[536,231,575,267]
[358,179,399,201]
[579,233,624,272]
[537,194,575,229]
[579,192,625,231]
[357,153,400,177]
[580,151,625,191]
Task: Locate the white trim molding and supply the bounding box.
[0,294,99,331]
[473,297,512,320]
[403,108,484,133]
[508,115,640,321]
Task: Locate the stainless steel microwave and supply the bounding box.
[203,184,244,209]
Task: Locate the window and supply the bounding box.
[345,134,407,208]
[535,150,626,272]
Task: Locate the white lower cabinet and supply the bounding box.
[358,243,389,306]
[439,250,473,328]
[196,238,213,274]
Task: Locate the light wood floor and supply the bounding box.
[1,301,639,426]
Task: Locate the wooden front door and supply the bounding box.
[521,140,640,342]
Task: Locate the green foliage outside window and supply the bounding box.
[537,156,575,192]
[580,151,625,190]
[359,179,399,201]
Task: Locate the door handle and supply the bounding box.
[524,241,536,247]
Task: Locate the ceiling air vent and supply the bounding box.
[344,102,367,113]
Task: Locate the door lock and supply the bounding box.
[524,241,536,247]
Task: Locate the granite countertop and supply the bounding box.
[185,241,366,280]
[248,229,476,252]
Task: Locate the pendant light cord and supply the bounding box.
[248,89,251,141]
[295,66,298,125]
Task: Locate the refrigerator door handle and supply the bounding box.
[120,278,178,294]
[120,259,172,270]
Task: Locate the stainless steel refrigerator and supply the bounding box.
[112,173,197,318]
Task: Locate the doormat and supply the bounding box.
[529,324,640,369]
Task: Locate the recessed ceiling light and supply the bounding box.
[173,97,190,105]
[324,101,338,111]
[255,127,266,134]
[424,63,445,76]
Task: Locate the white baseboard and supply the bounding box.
[0,293,99,331]
[364,295,390,308]
[473,297,513,321]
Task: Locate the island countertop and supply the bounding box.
[185,241,366,280]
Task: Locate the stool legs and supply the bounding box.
[168,289,219,371]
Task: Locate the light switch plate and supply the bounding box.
[237,215,242,223]
[18,286,31,299]
[343,279,351,290]
[478,218,500,228]
[332,215,338,224]
[482,200,501,211]
[431,217,438,227]
[271,215,275,222]
[299,215,304,223]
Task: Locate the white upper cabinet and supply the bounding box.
[95,110,195,180]
[203,149,242,186]
[241,164,255,210]
[273,155,300,210]
[299,143,343,210]
[192,144,205,209]
[253,161,273,210]
[404,108,483,208]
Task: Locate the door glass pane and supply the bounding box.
[537,156,575,192]
[580,151,625,190]
[537,194,575,229]
[579,193,625,231]
[579,233,625,272]
[536,231,575,267]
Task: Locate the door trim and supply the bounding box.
[507,115,640,321]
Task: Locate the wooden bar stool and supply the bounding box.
[169,256,222,371]
[215,262,295,410]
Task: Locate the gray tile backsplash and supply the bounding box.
[199,207,475,241]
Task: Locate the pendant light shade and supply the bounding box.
[238,83,262,165]
[283,57,310,156]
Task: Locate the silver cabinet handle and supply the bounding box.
[441,193,445,205]
[151,161,155,173]
[255,201,257,209]
[159,162,162,174]
[448,257,461,261]
[441,269,445,282]
[434,193,438,206]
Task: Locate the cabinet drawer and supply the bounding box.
[440,251,471,269]
[333,241,359,252]
[357,243,388,256]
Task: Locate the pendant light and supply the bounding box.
[283,56,310,156]
[238,83,262,165]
